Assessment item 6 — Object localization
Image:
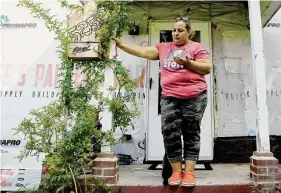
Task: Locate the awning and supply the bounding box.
[260,0,281,26]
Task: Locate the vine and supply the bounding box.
[14,0,139,192]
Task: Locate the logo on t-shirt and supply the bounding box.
[162,49,187,69]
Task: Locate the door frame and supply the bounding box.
[144,20,214,162]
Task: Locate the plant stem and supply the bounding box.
[67,164,78,193]
[82,166,87,193]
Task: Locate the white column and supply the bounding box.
[248,0,270,152]
[100,41,118,152]
[100,67,114,152]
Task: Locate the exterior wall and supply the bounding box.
[213,28,254,137]
[111,35,148,164]
[263,9,281,135]
[213,8,281,137]
[213,7,281,138]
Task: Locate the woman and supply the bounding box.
[112,17,212,187]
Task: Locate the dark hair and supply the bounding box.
[175,16,195,40]
[175,17,191,30]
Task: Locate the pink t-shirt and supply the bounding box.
[156,41,209,99]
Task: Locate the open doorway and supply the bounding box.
[145,21,214,167]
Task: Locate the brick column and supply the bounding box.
[250,151,279,183]
[92,152,119,185]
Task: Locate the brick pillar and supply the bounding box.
[92,152,119,185]
[250,151,279,183]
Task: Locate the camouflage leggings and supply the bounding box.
[160,90,207,163]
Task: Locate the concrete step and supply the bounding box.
[109,164,281,193]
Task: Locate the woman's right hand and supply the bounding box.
[112,37,122,48]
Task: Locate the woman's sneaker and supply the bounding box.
[168,171,183,186]
[181,171,196,187]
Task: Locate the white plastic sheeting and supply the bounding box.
[110,35,148,164]
[131,1,249,31]
[1,1,68,190]
[264,9,281,135]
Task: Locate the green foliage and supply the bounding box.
[96,1,135,59]
[14,0,139,192]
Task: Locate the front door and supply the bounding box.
[146,21,214,162]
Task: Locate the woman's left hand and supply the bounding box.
[173,56,191,66]
[174,56,212,75]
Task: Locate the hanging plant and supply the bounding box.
[13,0,140,192]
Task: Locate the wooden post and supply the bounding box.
[100,67,115,152]
[248,0,279,184]
[248,0,270,153]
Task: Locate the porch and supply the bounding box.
[111,163,281,193]
[99,0,281,190]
